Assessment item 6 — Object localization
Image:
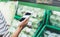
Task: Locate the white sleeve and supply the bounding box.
[0,12,11,37]
[3,30,11,37]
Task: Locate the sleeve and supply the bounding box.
[3,30,11,37]
[0,11,11,37]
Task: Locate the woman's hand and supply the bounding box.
[11,18,29,37]
[18,18,29,29]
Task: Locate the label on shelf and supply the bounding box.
[36,0,53,4]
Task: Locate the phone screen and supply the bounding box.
[19,13,31,22]
[19,18,25,22]
[25,12,31,15]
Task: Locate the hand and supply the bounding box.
[18,18,29,29]
[11,18,29,37]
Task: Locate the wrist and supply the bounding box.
[18,24,25,29]
[18,26,23,30]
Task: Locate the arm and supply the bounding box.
[11,27,22,37]
[11,18,29,37]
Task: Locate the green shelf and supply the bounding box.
[36,24,60,37]
[47,25,60,31]
[14,15,22,20]
[0,0,10,2]
[19,1,60,12]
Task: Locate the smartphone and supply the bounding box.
[19,18,25,22]
[19,12,31,22]
[25,12,31,15]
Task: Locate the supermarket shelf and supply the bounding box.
[14,15,22,20]
[19,0,60,7]
[47,25,60,31]
[0,0,9,1]
[36,24,60,37]
[19,1,60,12]
[37,25,46,37]
[0,1,60,12]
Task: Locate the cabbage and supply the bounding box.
[44,30,60,37]
[50,11,60,27]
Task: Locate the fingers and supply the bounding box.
[19,17,29,28]
[22,17,29,23]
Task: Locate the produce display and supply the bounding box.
[43,11,60,37]
[44,30,60,37]
[50,11,60,28]
[6,2,60,37]
[9,5,44,37]
[0,1,60,37]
